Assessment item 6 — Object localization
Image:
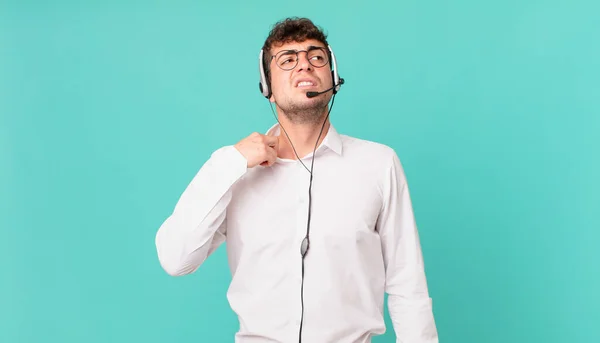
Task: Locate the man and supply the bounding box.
[155,17,439,343]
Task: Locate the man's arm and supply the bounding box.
[155,145,247,276]
[155,132,279,276]
[376,150,439,343]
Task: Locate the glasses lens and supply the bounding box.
[276,51,298,70]
[307,48,328,68]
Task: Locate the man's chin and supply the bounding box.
[279,94,327,114]
[295,95,326,108]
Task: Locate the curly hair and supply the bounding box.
[261,17,330,83]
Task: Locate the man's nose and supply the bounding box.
[296,52,313,71]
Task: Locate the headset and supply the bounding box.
[258,44,344,343]
[259,45,343,99]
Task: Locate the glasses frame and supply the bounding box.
[270,45,330,71]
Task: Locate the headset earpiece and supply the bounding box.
[258,49,271,98]
[328,45,341,94]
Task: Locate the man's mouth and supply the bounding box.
[295,80,316,88]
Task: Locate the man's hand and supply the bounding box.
[234,132,279,168]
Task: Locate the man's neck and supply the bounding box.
[276,114,330,160]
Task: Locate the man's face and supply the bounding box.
[267,39,333,122]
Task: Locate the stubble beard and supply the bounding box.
[277,95,330,125]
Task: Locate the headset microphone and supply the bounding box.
[306,78,345,98]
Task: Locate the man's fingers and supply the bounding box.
[264,135,279,147]
[268,147,277,165]
[261,146,277,166]
[244,133,279,167]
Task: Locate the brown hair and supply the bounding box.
[262,17,330,83]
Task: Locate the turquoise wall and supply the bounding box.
[2,1,598,342]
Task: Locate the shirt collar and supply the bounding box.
[265,121,343,156]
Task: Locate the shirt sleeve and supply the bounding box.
[376,150,439,343]
[155,145,248,276]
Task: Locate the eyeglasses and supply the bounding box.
[271,46,329,71]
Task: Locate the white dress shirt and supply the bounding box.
[155,123,439,343]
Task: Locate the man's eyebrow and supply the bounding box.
[275,45,326,54]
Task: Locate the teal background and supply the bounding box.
[1,0,599,342]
